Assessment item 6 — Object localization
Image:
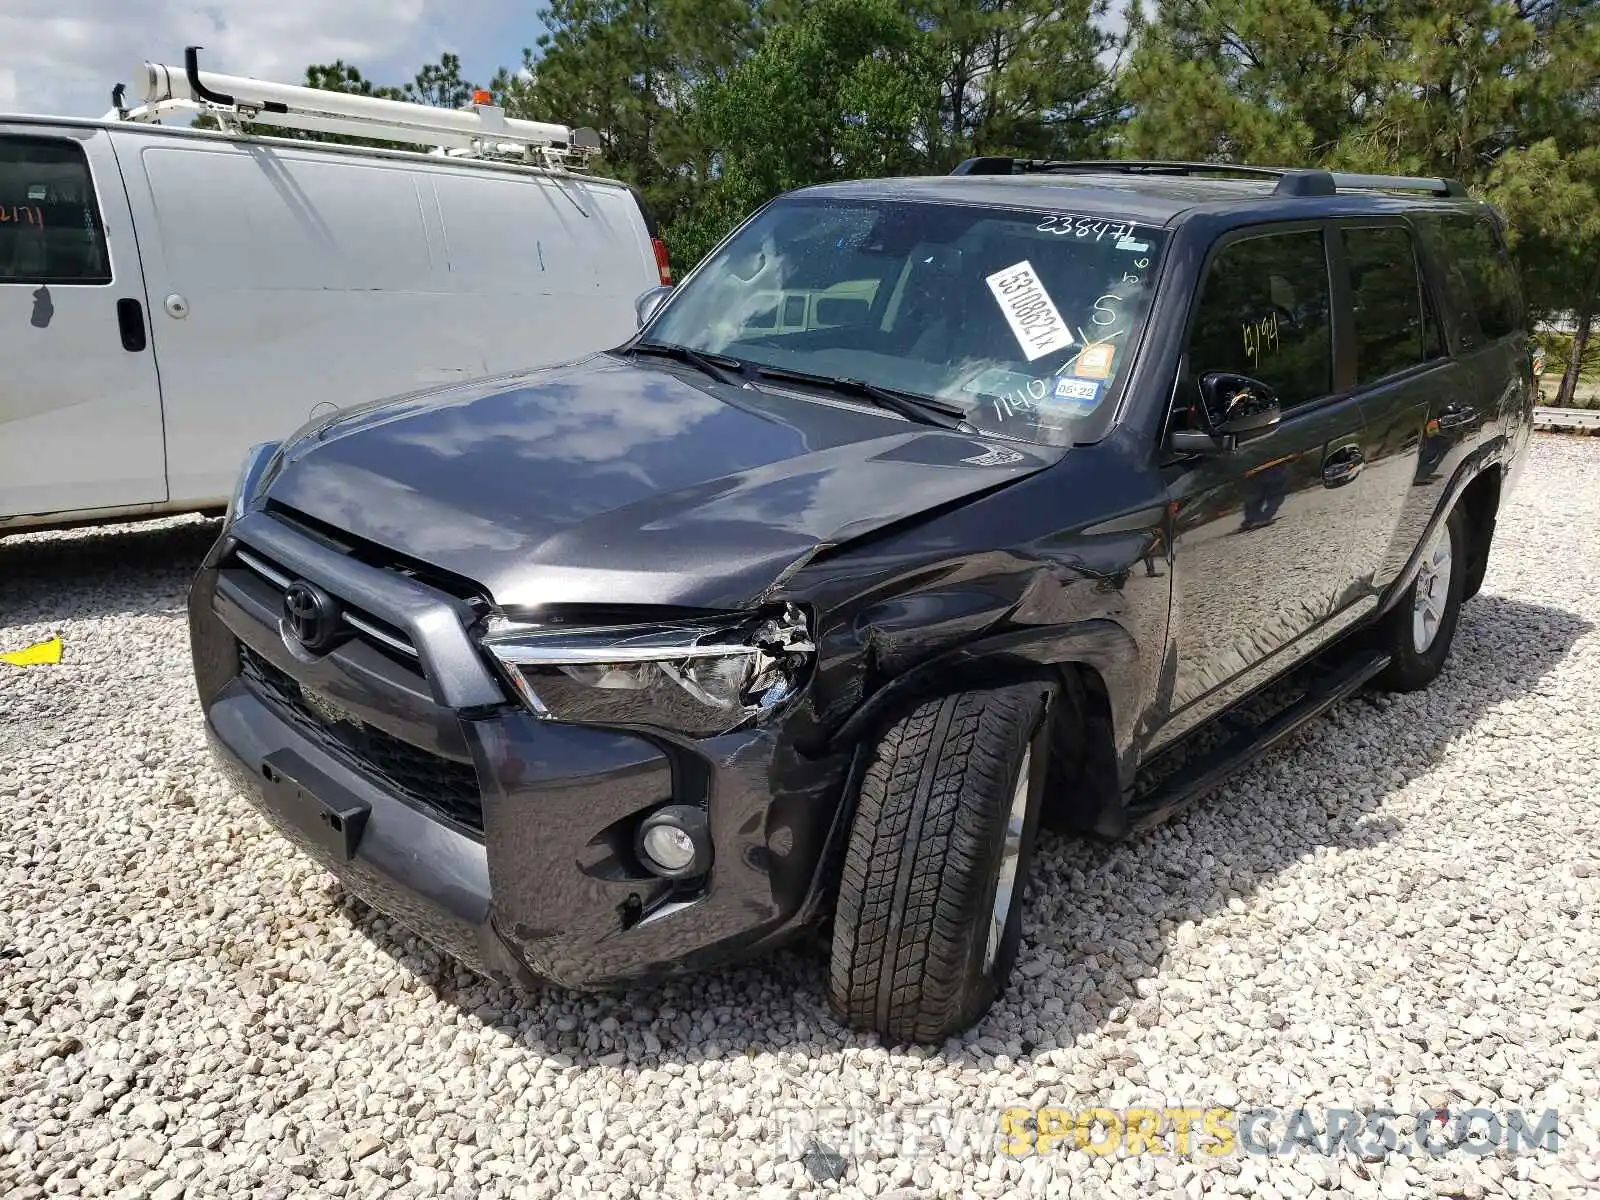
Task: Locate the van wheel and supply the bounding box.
[827,682,1053,1043]
[1373,506,1467,693]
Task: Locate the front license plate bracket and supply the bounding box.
[260,749,370,860]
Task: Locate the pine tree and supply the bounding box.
[915,0,1131,165]
[1124,0,1600,398]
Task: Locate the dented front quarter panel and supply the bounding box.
[774,426,1173,788]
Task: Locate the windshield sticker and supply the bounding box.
[962,366,1037,397]
[1047,376,1104,417]
[1074,342,1116,379]
[1116,232,1150,252]
[985,261,1074,361]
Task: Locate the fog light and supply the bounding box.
[636,805,711,879]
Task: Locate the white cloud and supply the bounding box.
[0,1,528,118]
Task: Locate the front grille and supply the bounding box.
[228,545,420,666]
[238,645,485,835]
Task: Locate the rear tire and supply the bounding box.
[827,682,1053,1043]
[1373,506,1467,693]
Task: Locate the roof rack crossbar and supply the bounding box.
[108,46,602,172]
[948,157,1467,198]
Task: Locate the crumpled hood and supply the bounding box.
[266,355,1061,611]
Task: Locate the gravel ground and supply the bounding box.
[3,435,1599,1200]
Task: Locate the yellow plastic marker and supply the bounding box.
[0,636,63,666]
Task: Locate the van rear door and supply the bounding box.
[0,125,164,520]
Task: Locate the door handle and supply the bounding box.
[1321,446,1364,487]
[116,298,147,352]
[1434,404,1478,431]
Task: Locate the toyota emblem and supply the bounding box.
[281,580,342,653]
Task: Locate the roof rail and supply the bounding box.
[108,46,602,171]
[1324,171,1468,197]
[948,157,1467,198]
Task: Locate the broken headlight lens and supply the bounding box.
[480,605,815,738]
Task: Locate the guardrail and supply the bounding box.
[1533,406,1600,432]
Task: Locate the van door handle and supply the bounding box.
[1321,446,1364,487]
[1434,404,1478,431]
[116,298,147,352]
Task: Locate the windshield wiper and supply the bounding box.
[624,341,748,387]
[752,365,975,432]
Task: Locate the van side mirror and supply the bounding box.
[635,285,673,328]
[1167,372,1282,455]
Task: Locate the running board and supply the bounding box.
[1125,650,1391,833]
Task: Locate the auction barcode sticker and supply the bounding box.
[985,261,1074,361]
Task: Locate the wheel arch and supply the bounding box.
[823,624,1135,841]
[1456,463,1503,601]
[1379,448,1507,619]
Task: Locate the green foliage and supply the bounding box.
[1539,331,1600,381]
[1123,0,1600,403]
[686,0,939,263]
[915,0,1130,165]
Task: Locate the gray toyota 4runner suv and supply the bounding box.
[190,160,1533,1043]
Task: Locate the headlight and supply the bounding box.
[225,442,282,526]
[481,604,814,737]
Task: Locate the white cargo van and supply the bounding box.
[0,52,670,530]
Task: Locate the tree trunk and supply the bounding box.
[1556,254,1600,409]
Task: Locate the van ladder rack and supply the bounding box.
[948,157,1467,198]
[108,46,602,172]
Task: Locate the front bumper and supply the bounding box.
[190,511,851,990]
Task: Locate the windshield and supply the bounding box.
[644,196,1167,446]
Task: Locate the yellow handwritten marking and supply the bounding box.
[1242,312,1281,366]
[0,636,63,667]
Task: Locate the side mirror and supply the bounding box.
[635,285,673,328]
[1168,372,1282,455]
[1202,372,1281,438]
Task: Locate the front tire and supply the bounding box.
[827,682,1053,1043]
[1373,506,1467,692]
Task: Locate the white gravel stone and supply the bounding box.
[3,437,1599,1198]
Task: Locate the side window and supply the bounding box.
[1186,229,1332,414]
[1414,213,1524,346]
[1342,225,1432,386]
[0,135,111,284]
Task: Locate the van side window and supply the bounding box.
[1413,213,1524,347]
[1342,226,1433,386]
[0,136,111,285]
[1185,229,1332,417]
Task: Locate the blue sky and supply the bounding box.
[1,2,545,118]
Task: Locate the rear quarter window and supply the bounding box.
[1413,212,1525,348]
[1341,225,1442,386]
